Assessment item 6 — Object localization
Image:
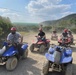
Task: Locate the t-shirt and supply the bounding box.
[62,32,68,37]
[7,32,21,43]
[38,31,45,37]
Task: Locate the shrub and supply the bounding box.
[71,28,76,33]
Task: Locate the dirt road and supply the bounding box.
[0,32,76,75]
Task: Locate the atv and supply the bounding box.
[42,45,73,75]
[51,33,58,40]
[58,36,71,46]
[0,42,28,71]
[30,36,50,53]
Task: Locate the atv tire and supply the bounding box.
[39,45,45,53]
[47,43,50,49]
[65,64,72,75]
[42,60,50,75]
[6,56,18,71]
[22,49,28,59]
[30,44,34,52]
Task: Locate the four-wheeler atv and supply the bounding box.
[30,36,50,53]
[42,45,73,75]
[51,33,58,40]
[58,37,71,46]
[0,42,28,71]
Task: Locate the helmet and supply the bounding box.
[11,27,16,31]
[63,29,68,32]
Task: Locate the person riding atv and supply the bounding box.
[68,29,74,43]
[37,28,46,42]
[51,29,58,40]
[60,29,68,38]
[58,29,72,46]
[0,27,28,71]
[7,27,23,56]
[30,28,50,53]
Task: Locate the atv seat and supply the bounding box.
[0,46,6,55]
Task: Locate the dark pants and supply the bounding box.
[15,43,23,56]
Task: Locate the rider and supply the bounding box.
[37,28,46,41]
[61,29,68,38]
[7,27,23,55]
[68,29,72,36]
[51,29,58,39]
[68,29,73,43]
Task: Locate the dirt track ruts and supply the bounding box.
[0,32,76,75]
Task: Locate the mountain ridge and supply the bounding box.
[40,13,76,26]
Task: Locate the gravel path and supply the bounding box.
[0,32,76,75]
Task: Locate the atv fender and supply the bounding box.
[45,53,73,64]
[2,46,18,57]
[21,44,28,51]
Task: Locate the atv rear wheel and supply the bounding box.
[42,60,50,75]
[30,44,34,52]
[39,45,45,53]
[65,64,72,75]
[22,49,28,59]
[6,57,18,71]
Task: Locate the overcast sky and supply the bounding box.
[0,0,76,23]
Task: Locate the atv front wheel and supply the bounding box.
[42,60,50,75]
[30,44,34,52]
[6,57,18,71]
[47,43,50,49]
[39,45,45,53]
[65,64,72,75]
[22,49,28,59]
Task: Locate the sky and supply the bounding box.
[0,0,76,23]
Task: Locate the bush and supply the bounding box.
[56,26,65,32]
[71,28,76,33]
[43,26,52,32]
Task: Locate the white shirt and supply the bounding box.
[7,32,21,43]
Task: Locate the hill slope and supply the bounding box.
[40,13,76,26]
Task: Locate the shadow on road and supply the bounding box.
[29,49,49,57]
[48,71,64,75]
[0,57,41,75]
[73,63,76,75]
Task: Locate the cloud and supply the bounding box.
[0,8,10,12]
[26,0,72,22]
[2,13,23,22]
[2,13,20,18]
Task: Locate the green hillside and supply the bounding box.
[40,13,76,33]
[13,13,76,33]
[40,13,76,26]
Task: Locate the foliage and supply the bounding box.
[43,26,52,32]
[0,16,12,37]
[71,28,76,33]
